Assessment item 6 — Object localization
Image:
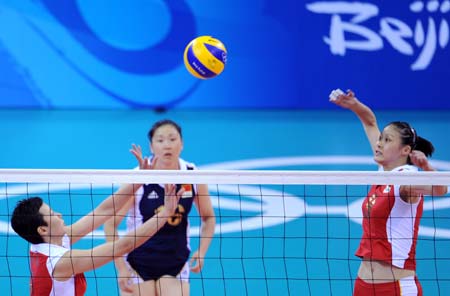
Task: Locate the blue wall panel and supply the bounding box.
[0,0,448,109]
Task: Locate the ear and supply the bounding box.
[149,142,154,154]
[401,145,412,156]
[37,225,48,236]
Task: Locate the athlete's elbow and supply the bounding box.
[202,214,216,225]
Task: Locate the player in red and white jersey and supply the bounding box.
[29,234,87,296]
[11,147,184,296]
[357,164,422,272]
[330,89,448,296]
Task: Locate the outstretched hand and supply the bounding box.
[130,144,158,170]
[163,184,184,215]
[329,89,358,109]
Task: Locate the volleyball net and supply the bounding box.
[1,169,450,295]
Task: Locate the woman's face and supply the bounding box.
[150,124,183,164]
[374,125,411,169]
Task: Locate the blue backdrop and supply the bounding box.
[0,0,449,109]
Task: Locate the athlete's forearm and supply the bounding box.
[60,209,171,277]
[113,210,170,256]
[198,215,215,256]
[349,99,377,129]
[95,184,141,218]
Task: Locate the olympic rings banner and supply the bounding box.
[0,0,449,109]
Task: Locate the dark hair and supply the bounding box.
[147,119,182,142]
[388,121,435,164]
[11,197,47,244]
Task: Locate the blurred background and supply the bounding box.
[1,0,450,295]
[1,0,449,110]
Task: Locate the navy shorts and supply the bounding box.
[127,248,189,281]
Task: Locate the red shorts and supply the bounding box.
[353,276,423,296]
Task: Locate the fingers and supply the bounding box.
[346,89,355,98]
[149,156,158,169]
[190,264,200,273]
[130,144,142,163]
[176,187,186,199]
[141,156,150,169]
[329,88,344,102]
[164,184,185,199]
[409,150,428,169]
[189,254,203,273]
[163,184,181,214]
[130,144,155,170]
[119,278,134,293]
[189,255,198,273]
[164,184,176,196]
[130,144,142,157]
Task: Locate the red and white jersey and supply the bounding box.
[29,235,87,296]
[355,165,423,270]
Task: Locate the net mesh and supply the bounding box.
[1,169,450,295]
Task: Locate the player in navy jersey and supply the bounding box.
[330,89,448,296]
[10,145,183,296]
[104,119,216,296]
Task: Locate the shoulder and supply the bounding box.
[179,158,196,170]
[30,242,68,257]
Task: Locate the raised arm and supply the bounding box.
[103,189,135,293]
[103,191,134,245]
[52,184,184,280]
[67,145,151,244]
[190,184,216,273]
[66,183,141,244]
[329,89,380,154]
[104,144,153,244]
[102,147,157,292]
[400,150,448,201]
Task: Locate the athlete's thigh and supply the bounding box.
[119,290,133,296]
[134,280,157,296]
[157,276,190,296]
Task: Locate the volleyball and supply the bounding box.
[183,36,227,79]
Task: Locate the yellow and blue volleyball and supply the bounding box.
[183,36,227,79]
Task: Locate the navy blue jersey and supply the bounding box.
[126,159,197,280]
